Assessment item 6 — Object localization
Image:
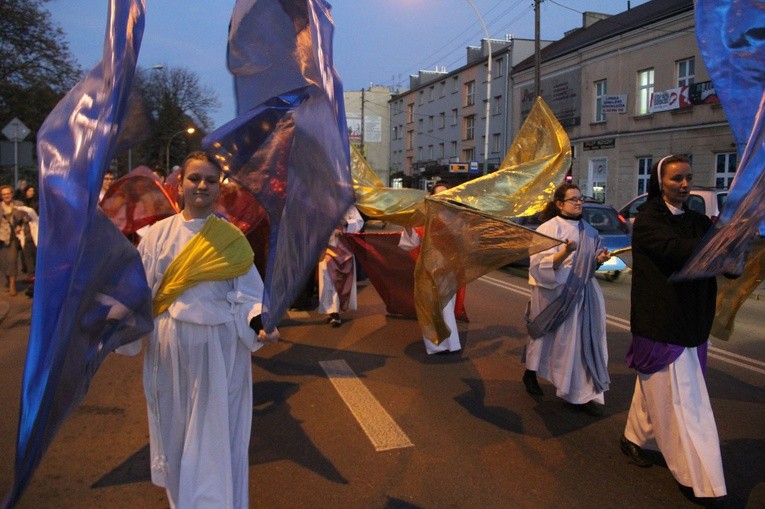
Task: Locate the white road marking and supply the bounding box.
[319,359,414,451]
[478,274,765,376]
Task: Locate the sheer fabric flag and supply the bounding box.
[4,1,152,506]
[203,0,353,332]
[415,98,569,342]
[674,1,765,338]
[351,145,427,227]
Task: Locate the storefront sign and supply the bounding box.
[583,138,615,151]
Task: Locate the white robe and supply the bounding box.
[525,216,607,404]
[398,228,462,354]
[137,214,264,509]
[318,205,364,315]
[624,347,726,498]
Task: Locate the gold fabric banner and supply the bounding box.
[351,145,427,227]
[416,97,571,342]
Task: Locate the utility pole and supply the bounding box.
[535,0,541,99]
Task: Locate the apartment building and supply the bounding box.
[388,37,546,189]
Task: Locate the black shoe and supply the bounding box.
[522,370,543,395]
[620,435,652,468]
[578,401,603,417]
[329,313,342,327]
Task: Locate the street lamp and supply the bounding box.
[128,65,164,170]
[465,0,492,176]
[166,127,196,171]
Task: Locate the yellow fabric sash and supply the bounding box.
[153,214,254,317]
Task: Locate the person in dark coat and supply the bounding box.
[619,154,726,503]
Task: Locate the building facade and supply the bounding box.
[389,0,736,206]
[511,0,734,208]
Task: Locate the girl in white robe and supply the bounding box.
[318,205,364,326]
[523,184,610,414]
[125,152,279,509]
[399,227,462,354]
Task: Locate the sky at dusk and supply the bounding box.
[46,0,650,129]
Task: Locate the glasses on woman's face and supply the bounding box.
[563,197,585,203]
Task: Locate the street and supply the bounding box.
[1,268,763,508]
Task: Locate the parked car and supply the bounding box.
[618,187,728,225]
[510,200,631,282]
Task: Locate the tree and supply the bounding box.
[0,0,82,133]
[118,66,220,173]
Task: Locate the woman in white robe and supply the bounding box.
[399,226,462,354]
[129,152,278,509]
[523,183,611,415]
[398,182,462,354]
[318,205,364,326]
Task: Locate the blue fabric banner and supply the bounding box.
[674,1,765,282]
[3,1,152,506]
[203,0,354,331]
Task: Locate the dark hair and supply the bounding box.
[179,151,223,179]
[429,182,450,195]
[539,182,580,221]
[647,154,691,199]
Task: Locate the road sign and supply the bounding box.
[2,117,30,142]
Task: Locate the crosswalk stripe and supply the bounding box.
[320,359,414,451]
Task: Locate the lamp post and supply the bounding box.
[128,64,164,170]
[166,127,195,171]
[465,0,492,176]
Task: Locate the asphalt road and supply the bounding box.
[1,270,763,508]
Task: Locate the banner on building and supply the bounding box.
[520,69,581,128]
[688,80,720,105]
[449,163,468,173]
[347,112,362,143]
[364,115,382,143]
[650,86,691,113]
[602,94,627,113]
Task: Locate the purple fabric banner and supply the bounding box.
[203,0,354,331]
[4,1,152,506]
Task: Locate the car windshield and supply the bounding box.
[582,206,628,234]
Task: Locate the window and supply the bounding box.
[406,130,413,150]
[494,57,504,78]
[429,86,435,101]
[450,141,458,157]
[440,81,446,98]
[418,118,423,133]
[493,133,501,153]
[465,81,475,107]
[428,145,434,159]
[452,76,459,93]
[677,57,695,87]
[417,147,423,160]
[595,80,607,122]
[418,90,424,105]
[392,126,398,140]
[493,96,502,115]
[483,64,489,83]
[463,148,475,161]
[438,143,445,158]
[637,157,652,194]
[716,152,737,188]
[451,108,458,126]
[464,115,475,140]
[637,68,654,115]
[428,116,434,131]
[407,103,414,123]
[439,112,445,129]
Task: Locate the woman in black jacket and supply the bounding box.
[619,155,726,502]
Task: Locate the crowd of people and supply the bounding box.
[2,152,730,507]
